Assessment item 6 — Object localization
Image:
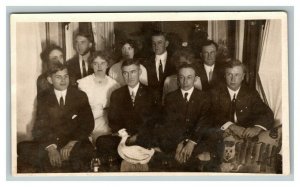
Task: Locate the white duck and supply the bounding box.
[117,128,155,164]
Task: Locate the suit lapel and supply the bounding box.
[164,54,173,79]
[174,89,186,106]
[64,88,72,108]
[219,86,231,113]
[124,86,134,108]
[134,84,146,108]
[47,89,59,107]
[73,56,82,79]
[235,84,248,108]
[199,64,209,90]
[148,56,159,86]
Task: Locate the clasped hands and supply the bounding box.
[175,140,196,164]
[47,140,77,167]
[229,124,262,138]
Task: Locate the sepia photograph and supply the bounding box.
[10,12,289,176]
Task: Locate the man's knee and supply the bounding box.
[95,135,120,157]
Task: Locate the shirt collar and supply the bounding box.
[155,51,167,64]
[128,82,140,95]
[79,52,90,62]
[227,87,241,100]
[54,88,67,102]
[204,64,215,72]
[181,86,194,101]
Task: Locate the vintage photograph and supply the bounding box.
[10,12,289,176]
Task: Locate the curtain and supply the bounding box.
[91,22,115,51]
[15,22,44,142]
[257,20,283,127]
[64,22,79,60]
[235,20,245,61]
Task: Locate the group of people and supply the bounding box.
[17,31,274,172]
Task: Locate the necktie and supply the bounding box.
[158,60,163,82]
[82,60,87,78]
[184,92,189,103]
[59,96,64,108]
[131,91,135,106]
[208,69,213,83]
[230,94,236,122]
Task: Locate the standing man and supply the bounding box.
[96,59,159,162]
[158,64,211,171]
[198,40,224,91]
[144,31,176,103]
[67,32,94,86]
[18,62,94,172]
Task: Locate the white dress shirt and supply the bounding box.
[54,89,67,106]
[128,82,140,102]
[155,51,168,81]
[204,64,215,81]
[180,86,194,102]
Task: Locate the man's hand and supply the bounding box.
[180,140,196,163]
[228,124,246,138]
[60,141,77,161]
[242,126,263,138]
[47,146,62,167]
[175,141,185,163]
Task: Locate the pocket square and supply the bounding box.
[72,115,77,119]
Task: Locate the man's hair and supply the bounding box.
[201,40,218,51]
[89,50,113,68]
[177,63,197,76]
[121,58,140,69]
[40,45,64,63]
[47,61,68,76]
[151,30,168,40]
[224,59,247,73]
[76,32,94,43]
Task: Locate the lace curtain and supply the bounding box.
[257,20,284,127]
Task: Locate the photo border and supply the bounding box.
[6,6,294,181]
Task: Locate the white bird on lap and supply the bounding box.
[117,128,155,165]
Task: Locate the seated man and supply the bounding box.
[96,59,159,165]
[210,59,274,170]
[17,62,95,172]
[156,63,211,171]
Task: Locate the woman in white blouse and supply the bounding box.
[77,51,120,144]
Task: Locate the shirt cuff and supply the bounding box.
[254,125,267,131]
[186,139,197,145]
[45,144,57,151]
[220,121,234,131]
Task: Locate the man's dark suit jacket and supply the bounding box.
[159,88,211,153]
[143,53,176,103]
[210,84,274,131]
[36,73,51,95]
[198,62,224,91]
[32,87,95,149]
[108,84,159,147]
[67,55,93,86]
